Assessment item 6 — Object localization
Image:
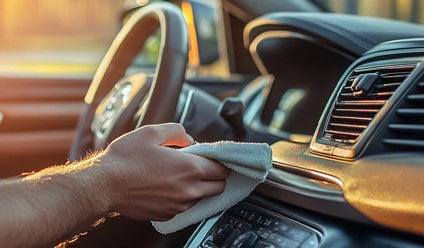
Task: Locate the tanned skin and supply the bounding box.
[0,123,230,247]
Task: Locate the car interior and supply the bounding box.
[1,0,424,247]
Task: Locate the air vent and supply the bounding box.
[322,62,417,144]
[383,81,424,149]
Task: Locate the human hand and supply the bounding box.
[98,123,231,221]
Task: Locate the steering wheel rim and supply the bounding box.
[69,2,188,161]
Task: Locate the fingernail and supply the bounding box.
[187,134,195,144]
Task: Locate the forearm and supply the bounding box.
[0,152,112,248]
[0,123,230,247]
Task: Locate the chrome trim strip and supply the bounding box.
[266,165,344,202]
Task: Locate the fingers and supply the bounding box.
[180,179,227,211]
[196,180,227,198]
[187,155,232,181]
[143,123,194,147]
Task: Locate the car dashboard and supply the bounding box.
[3,1,424,248]
[183,11,424,248]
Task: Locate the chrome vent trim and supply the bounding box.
[383,81,424,149]
[322,62,417,144]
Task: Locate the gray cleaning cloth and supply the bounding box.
[151,141,272,234]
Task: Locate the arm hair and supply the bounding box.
[0,151,113,247]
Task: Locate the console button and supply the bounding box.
[267,233,300,247]
[202,240,219,248]
[300,235,319,248]
[254,240,276,248]
[231,231,258,248]
[271,221,290,234]
[228,218,252,231]
[286,227,311,243]
[226,229,242,247]
[213,224,235,247]
[262,218,273,227]
[203,205,320,248]
[256,227,272,239]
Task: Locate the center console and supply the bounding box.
[185,199,321,248]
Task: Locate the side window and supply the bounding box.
[0,0,229,77]
[0,0,126,75]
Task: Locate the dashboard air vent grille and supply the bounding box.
[383,81,424,149]
[323,62,417,144]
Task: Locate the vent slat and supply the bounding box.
[375,82,402,91]
[382,139,424,148]
[334,108,380,113]
[388,124,424,133]
[406,94,424,102]
[370,92,395,97]
[336,100,386,106]
[418,82,424,89]
[340,92,394,98]
[331,115,373,122]
[397,108,424,116]
[380,73,409,79]
[322,61,417,145]
[340,93,355,97]
[325,129,361,137]
[330,122,368,129]
[354,64,416,73]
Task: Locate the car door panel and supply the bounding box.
[0,76,90,177]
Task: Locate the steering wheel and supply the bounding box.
[69,2,188,161]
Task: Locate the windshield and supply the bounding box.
[315,0,424,24]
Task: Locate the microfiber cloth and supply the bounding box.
[151,141,272,234]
